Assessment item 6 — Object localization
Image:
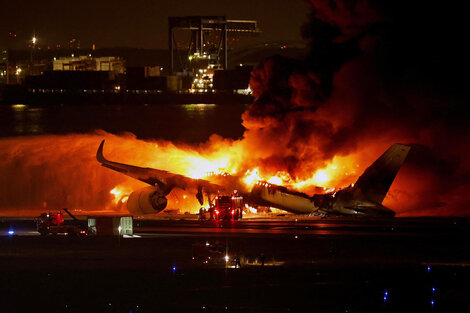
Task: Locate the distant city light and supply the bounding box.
[32,37,37,44]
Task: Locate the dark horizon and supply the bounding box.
[1,0,309,50]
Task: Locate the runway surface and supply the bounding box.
[2,217,470,267]
[134,216,470,237]
[1,216,470,312]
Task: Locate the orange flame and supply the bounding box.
[99,135,372,214]
[243,168,261,186]
[110,185,132,205]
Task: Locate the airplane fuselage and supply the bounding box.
[248,182,395,217]
[249,182,317,214]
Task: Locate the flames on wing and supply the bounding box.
[103,137,364,214]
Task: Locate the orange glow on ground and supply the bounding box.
[2,130,462,217]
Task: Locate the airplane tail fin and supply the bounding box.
[354,144,411,204]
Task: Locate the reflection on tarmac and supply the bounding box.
[2,216,470,238]
[1,216,470,312]
[134,217,470,238]
[2,217,469,268]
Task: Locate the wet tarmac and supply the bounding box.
[1,217,470,312]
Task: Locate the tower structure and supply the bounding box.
[168,16,258,92]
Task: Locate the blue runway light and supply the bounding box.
[383,290,388,302]
[172,266,176,272]
[431,299,435,308]
[432,287,436,293]
[8,229,14,235]
[427,266,431,273]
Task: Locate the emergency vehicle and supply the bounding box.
[211,192,244,221]
[36,208,87,236]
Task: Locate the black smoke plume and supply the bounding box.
[243,0,470,215]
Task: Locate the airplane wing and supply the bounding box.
[96,140,224,197]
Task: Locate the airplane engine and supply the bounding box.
[127,186,168,215]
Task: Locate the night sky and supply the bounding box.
[1,0,309,49]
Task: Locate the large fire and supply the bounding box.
[96,135,373,214]
[0,124,468,217]
[0,132,368,215]
[0,129,467,217]
[0,1,468,217]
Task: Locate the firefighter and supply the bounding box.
[209,206,214,220]
[199,207,206,220]
[234,256,241,268]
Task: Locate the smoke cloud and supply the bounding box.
[242,0,470,215]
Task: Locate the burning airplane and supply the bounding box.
[97,140,409,217]
[1,1,467,218]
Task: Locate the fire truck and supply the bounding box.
[36,208,87,236]
[210,192,244,221]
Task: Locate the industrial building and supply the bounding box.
[53,56,125,78]
[0,49,7,84]
[1,16,267,102]
[169,16,258,93]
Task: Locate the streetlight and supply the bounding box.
[16,67,22,84]
[30,36,38,64]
